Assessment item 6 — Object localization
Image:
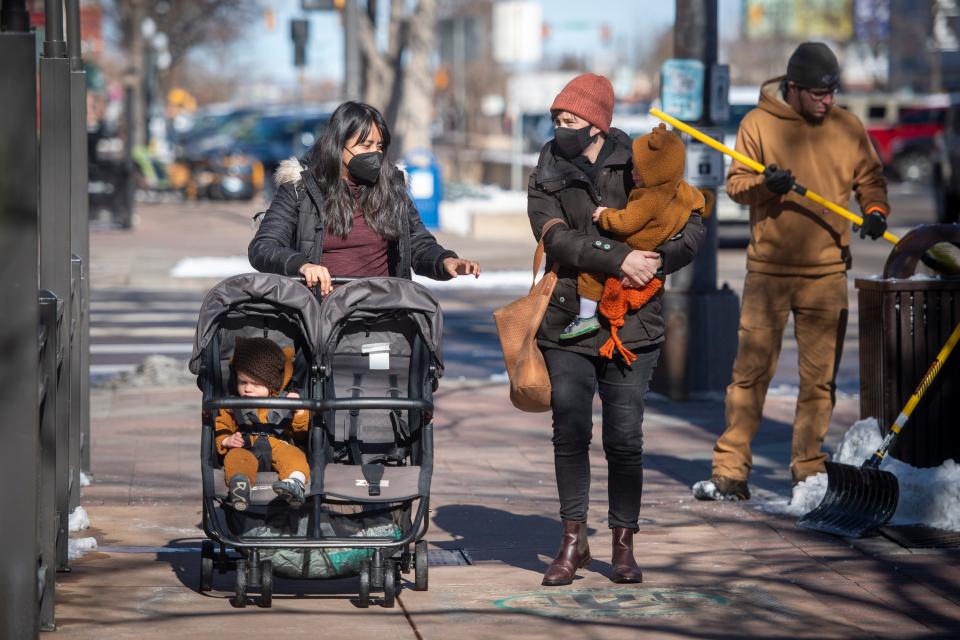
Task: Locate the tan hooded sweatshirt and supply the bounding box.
[726,77,889,275]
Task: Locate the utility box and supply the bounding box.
[404,149,442,229]
[857,225,960,467]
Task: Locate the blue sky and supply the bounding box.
[232,0,742,86]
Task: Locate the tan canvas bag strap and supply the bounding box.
[531,218,566,291]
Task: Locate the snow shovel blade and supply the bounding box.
[796,461,899,538]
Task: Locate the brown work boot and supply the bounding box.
[610,527,644,583]
[692,475,750,501]
[541,520,592,586]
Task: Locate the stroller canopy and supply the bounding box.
[318,277,444,370]
[189,273,324,374]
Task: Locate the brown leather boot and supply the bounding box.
[541,520,592,586]
[610,527,643,583]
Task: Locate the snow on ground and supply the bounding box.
[101,355,195,388]
[169,256,536,291]
[69,506,90,532]
[758,418,960,530]
[80,471,91,487]
[68,505,97,560]
[68,537,97,560]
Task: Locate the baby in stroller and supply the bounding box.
[215,336,310,510]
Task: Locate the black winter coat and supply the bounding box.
[527,128,706,355]
[248,161,458,281]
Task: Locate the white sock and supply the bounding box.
[288,471,306,485]
[579,297,598,319]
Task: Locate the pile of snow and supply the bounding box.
[103,355,195,388]
[67,505,97,560]
[69,506,90,532]
[80,471,91,487]
[759,418,960,531]
[68,537,97,561]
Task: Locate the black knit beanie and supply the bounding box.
[232,337,285,393]
[786,42,840,89]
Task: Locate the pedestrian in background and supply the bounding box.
[694,42,891,502]
[528,73,705,586]
[248,101,479,291]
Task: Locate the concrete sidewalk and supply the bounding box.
[55,379,960,639]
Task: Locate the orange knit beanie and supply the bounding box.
[550,73,615,133]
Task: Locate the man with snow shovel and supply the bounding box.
[694,42,891,501]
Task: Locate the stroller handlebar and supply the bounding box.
[203,397,433,413]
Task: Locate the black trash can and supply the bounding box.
[856,224,960,467]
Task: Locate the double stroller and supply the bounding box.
[188,273,441,608]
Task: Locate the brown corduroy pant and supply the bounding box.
[712,271,848,484]
[223,435,310,484]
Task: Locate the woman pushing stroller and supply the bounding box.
[248,101,481,290]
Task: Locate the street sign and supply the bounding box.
[709,64,730,124]
[683,128,725,188]
[661,58,704,122]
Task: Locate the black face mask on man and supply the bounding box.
[554,124,597,160]
[346,150,382,185]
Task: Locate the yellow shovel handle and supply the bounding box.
[891,321,960,434]
[649,107,901,246]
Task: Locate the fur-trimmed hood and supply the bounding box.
[274,156,306,187]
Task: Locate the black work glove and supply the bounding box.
[853,210,887,240]
[763,164,795,195]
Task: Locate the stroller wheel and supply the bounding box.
[357,560,371,608]
[258,559,273,608]
[414,540,428,592]
[199,540,214,592]
[383,560,397,608]
[234,559,248,608]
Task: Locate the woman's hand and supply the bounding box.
[620,250,661,288]
[442,257,481,278]
[592,206,605,223]
[221,432,245,449]
[299,263,333,295]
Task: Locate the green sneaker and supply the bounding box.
[560,315,600,340]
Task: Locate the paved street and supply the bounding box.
[58,187,960,639]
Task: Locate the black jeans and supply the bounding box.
[543,346,660,530]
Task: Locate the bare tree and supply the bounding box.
[357,0,437,154]
[105,0,260,145]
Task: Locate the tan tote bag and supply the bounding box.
[493,218,566,412]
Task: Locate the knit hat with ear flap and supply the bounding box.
[631,123,686,187]
[550,73,615,134]
[232,337,285,393]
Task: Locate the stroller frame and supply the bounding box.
[194,275,438,608]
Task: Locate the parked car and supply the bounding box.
[867,105,946,183]
[932,96,960,223]
[177,106,331,201]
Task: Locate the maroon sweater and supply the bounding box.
[320,183,389,277]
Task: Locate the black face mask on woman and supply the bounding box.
[346,150,382,185]
[554,124,597,160]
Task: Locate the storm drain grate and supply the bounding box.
[427,548,473,566]
[881,525,960,549]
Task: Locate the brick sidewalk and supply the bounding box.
[54,381,960,639]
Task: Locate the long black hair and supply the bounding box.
[306,101,405,239]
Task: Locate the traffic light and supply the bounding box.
[291,18,309,67]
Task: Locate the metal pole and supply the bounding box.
[43,0,67,58]
[40,0,75,571]
[344,0,360,100]
[0,14,41,637]
[66,0,90,492]
[652,0,739,400]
